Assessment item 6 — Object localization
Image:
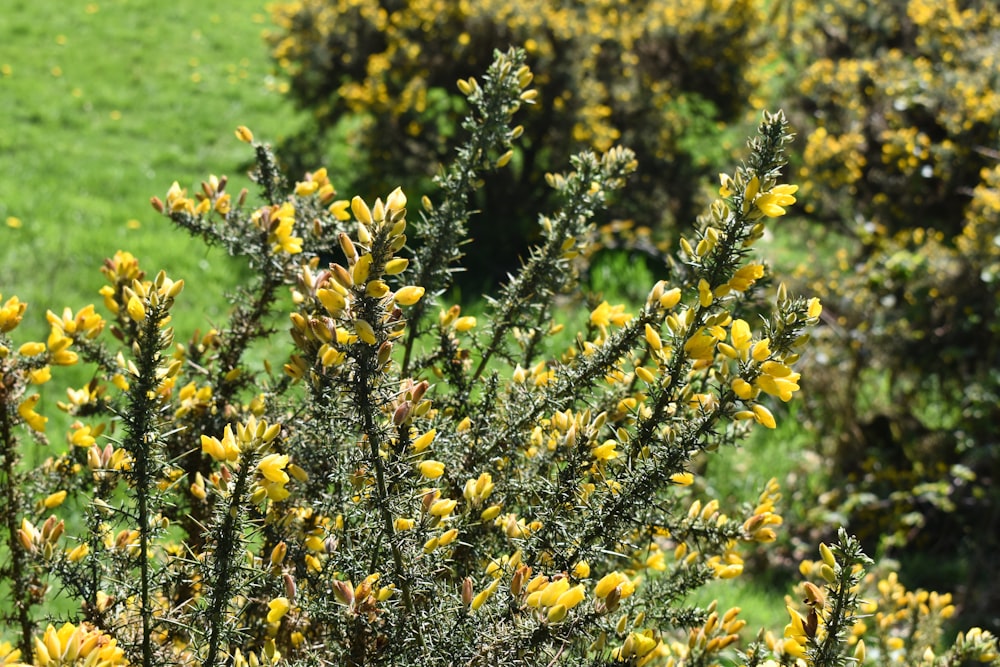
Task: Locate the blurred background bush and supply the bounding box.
[265,0,770,287]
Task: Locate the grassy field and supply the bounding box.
[0,0,303,342]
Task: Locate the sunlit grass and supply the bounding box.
[0,0,304,344]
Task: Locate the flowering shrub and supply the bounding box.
[774,0,1000,625]
[265,0,772,283]
[1,49,997,667]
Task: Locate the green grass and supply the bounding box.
[0,0,304,342]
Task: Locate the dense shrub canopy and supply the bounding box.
[777,0,1000,627]
[266,0,770,283]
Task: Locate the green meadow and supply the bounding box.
[1,0,301,341]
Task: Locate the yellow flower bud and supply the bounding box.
[819,542,836,568]
[547,604,568,623]
[351,196,373,226]
[235,126,254,143]
[659,288,682,309]
[394,286,425,307]
[411,429,436,453]
[43,491,67,509]
[670,472,694,486]
[555,584,586,610]
[752,404,776,429]
[354,319,376,345]
[267,597,291,623]
[384,258,409,275]
[127,295,146,323]
[18,341,46,356]
[417,460,446,479]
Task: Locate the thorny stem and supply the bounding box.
[401,49,529,376]
[356,341,417,620]
[203,456,254,667]
[0,390,34,659]
[124,307,169,667]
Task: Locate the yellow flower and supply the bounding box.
[0,295,28,332]
[659,287,682,309]
[43,491,67,509]
[728,264,765,291]
[267,597,291,623]
[258,454,290,484]
[683,327,720,360]
[235,125,254,143]
[269,203,303,254]
[698,279,713,307]
[411,428,436,453]
[417,460,445,479]
[754,184,798,217]
[29,366,52,385]
[394,286,425,306]
[590,301,631,328]
[201,425,241,462]
[329,199,351,220]
[384,258,409,275]
[18,341,46,356]
[752,404,777,429]
[670,472,694,486]
[354,319,377,345]
[18,394,47,433]
[126,295,146,323]
[471,578,501,611]
[594,571,628,598]
[429,498,457,517]
[591,440,618,461]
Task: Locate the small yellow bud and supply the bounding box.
[670,472,694,486]
[354,319,376,345]
[394,286,425,306]
[635,366,656,384]
[351,196,373,226]
[235,125,254,143]
[547,604,568,623]
[127,295,146,323]
[752,404,776,429]
[384,258,409,275]
[411,429,436,453]
[43,491,67,509]
[385,186,407,213]
[417,460,446,479]
[819,542,836,568]
[18,341,46,356]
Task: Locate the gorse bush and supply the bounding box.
[777,0,1000,624]
[1,49,998,667]
[265,0,769,284]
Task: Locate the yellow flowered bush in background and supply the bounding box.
[1,50,997,667]
[265,0,772,286]
[766,0,1000,630]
